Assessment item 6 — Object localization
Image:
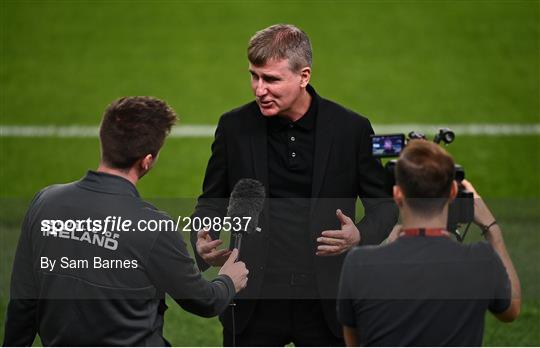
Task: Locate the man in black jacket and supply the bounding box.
[191,24,397,346]
[3,96,248,346]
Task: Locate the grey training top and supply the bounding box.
[4,170,235,346]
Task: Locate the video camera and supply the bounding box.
[371,128,474,241]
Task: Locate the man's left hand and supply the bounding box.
[316,209,360,256]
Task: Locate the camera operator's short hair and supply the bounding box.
[248,24,312,72]
[396,140,455,215]
[99,96,177,169]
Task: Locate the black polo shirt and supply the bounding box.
[265,93,317,275]
[337,236,511,346]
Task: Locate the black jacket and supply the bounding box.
[191,85,398,336]
[4,171,235,346]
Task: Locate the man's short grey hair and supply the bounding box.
[248,24,312,72]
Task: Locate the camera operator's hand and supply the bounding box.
[218,249,249,293]
[316,209,360,256]
[196,228,232,267]
[460,180,496,228]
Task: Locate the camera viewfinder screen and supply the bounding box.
[371,134,405,158]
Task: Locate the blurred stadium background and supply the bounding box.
[1,1,538,346]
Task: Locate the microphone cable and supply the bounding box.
[230,301,236,346]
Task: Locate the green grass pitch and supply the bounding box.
[1,1,539,346]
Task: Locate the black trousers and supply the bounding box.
[223,299,343,347]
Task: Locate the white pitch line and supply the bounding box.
[0,124,539,138]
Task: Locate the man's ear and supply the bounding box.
[299,67,311,88]
[449,180,458,201]
[393,185,404,208]
[140,154,155,172]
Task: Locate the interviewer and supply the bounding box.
[3,97,248,346]
[337,140,520,346]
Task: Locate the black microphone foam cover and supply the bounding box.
[227,178,265,234]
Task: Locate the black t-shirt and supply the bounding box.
[337,236,511,346]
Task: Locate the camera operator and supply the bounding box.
[337,140,520,346]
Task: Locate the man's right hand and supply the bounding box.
[219,249,249,293]
[196,228,232,266]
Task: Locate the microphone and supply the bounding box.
[226,178,265,258]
